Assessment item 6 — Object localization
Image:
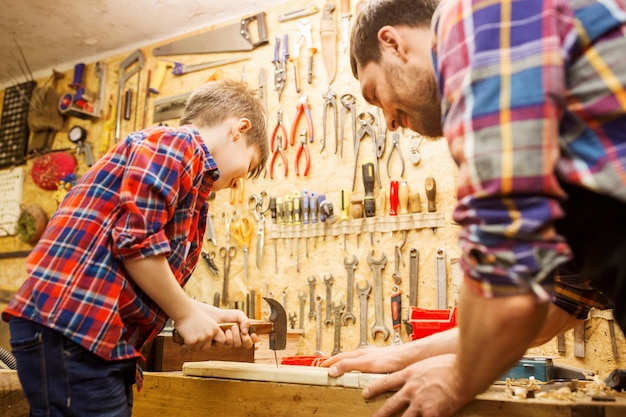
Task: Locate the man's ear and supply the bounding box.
[378,25,408,60]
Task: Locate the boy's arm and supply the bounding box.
[122,255,227,349]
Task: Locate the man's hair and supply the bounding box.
[350,0,439,78]
[180,79,268,179]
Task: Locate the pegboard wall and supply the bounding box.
[0,0,623,377]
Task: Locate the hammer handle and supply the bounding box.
[172,321,274,344]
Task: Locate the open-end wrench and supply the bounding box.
[298,290,306,330]
[308,276,316,319]
[356,280,372,349]
[324,274,334,326]
[314,295,325,356]
[405,248,419,336]
[368,251,390,341]
[342,255,358,325]
[436,248,447,309]
[331,301,345,356]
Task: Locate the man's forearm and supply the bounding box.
[455,285,548,401]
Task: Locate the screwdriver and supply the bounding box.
[362,161,376,244]
[340,189,349,250]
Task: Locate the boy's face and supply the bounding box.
[212,135,260,191]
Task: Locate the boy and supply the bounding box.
[3,79,269,416]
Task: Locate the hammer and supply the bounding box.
[172,297,287,357]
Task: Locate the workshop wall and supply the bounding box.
[0,0,623,377]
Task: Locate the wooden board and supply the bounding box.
[182,360,385,388]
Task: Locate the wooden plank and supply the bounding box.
[0,370,30,417]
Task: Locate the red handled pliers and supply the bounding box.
[295,128,311,177]
[290,95,314,146]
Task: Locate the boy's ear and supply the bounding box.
[237,118,252,136]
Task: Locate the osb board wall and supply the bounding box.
[0,0,623,377]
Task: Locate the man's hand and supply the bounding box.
[323,345,407,376]
[363,354,466,417]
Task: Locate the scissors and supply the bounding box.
[231,217,253,282]
[248,191,270,268]
[219,245,237,306]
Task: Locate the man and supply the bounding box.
[321,1,626,416]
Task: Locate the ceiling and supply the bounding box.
[0,0,292,89]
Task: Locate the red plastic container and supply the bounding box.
[409,306,458,340]
[280,356,327,366]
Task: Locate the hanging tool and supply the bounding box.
[391,286,403,345]
[68,126,95,167]
[339,93,356,157]
[272,34,289,100]
[368,251,390,341]
[331,301,346,356]
[355,280,371,349]
[362,160,376,244]
[409,134,424,165]
[99,95,116,154]
[269,109,288,180]
[229,178,245,205]
[387,131,405,178]
[340,0,351,52]
[278,5,320,22]
[375,108,386,158]
[153,13,268,55]
[391,231,406,285]
[436,248,447,309]
[399,181,410,214]
[320,1,337,84]
[324,275,334,326]
[353,112,382,191]
[321,87,337,153]
[258,69,268,118]
[297,19,317,85]
[201,251,219,276]
[389,180,399,216]
[114,49,145,142]
[231,217,253,283]
[220,245,237,306]
[290,95,314,146]
[249,192,270,268]
[171,56,250,76]
[342,255,358,325]
[425,177,437,212]
[205,213,217,246]
[149,60,173,94]
[404,248,419,336]
[295,129,311,177]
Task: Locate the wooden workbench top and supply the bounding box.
[133,370,626,417]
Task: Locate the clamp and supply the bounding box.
[290,95,314,146]
[321,87,337,153]
[270,131,288,180]
[272,34,289,100]
[386,131,405,179]
[353,112,382,191]
[339,93,356,158]
[295,129,311,177]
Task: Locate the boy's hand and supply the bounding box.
[193,300,259,349]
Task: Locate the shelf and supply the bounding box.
[267,212,445,240]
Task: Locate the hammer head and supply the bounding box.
[264,297,287,350]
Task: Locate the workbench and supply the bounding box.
[3,369,626,417]
[132,370,626,417]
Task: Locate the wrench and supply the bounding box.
[436,248,447,309]
[298,290,307,330]
[308,276,316,319]
[314,295,325,356]
[342,255,358,325]
[324,274,334,326]
[368,251,390,341]
[405,248,419,336]
[356,280,372,349]
[331,301,345,356]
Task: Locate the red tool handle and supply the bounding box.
[389,180,399,216]
[391,289,402,330]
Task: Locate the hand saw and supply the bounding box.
[153,13,268,56]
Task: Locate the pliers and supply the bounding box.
[270,128,288,179]
[290,95,314,147]
[387,131,405,179]
[321,87,337,154]
[272,34,289,100]
[295,129,311,177]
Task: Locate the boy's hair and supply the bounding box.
[180,79,268,179]
[350,0,439,79]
